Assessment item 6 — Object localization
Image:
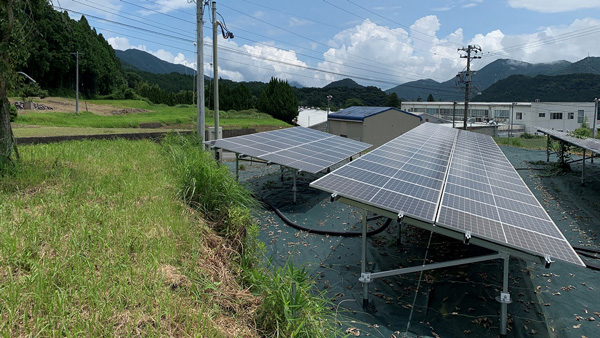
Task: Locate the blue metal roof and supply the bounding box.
[328,106,423,122]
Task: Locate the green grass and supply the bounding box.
[0,138,257,336]
[15,100,290,129]
[12,126,181,138]
[494,136,547,149]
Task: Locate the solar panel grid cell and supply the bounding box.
[209,126,371,173]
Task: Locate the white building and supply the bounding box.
[400,101,598,134]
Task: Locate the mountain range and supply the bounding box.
[115,48,600,102]
[116,49,196,76]
[385,57,600,101]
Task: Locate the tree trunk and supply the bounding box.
[0,0,20,167]
[0,78,19,165]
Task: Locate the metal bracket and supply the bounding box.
[330,192,339,202]
[359,272,372,283]
[544,255,553,269]
[497,292,512,304]
[397,212,404,223]
[464,231,472,245]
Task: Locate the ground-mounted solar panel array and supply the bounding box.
[537,127,600,154]
[207,126,371,173]
[311,123,584,266]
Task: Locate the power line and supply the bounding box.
[345,0,462,47]
[87,0,453,84]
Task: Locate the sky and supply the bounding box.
[55,0,600,89]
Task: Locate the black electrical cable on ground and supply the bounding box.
[573,246,600,254]
[262,199,392,237]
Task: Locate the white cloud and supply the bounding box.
[289,17,311,27]
[107,36,146,52]
[508,0,600,13]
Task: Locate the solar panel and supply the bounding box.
[310,123,456,222]
[207,126,371,174]
[436,131,582,266]
[310,123,584,266]
[537,127,600,154]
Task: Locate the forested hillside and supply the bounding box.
[474,73,600,102]
[19,1,125,97]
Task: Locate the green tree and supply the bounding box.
[257,77,298,123]
[385,92,401,108]
[1,0,33,167]
[345,98,364,107]
[416,95,422,102]
[427,93,435,102]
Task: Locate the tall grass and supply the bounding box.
[0,139,254,336]
[246,259,341,338]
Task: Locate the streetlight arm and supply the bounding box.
[17,71,36,83]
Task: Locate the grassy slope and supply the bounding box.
[15,100,290,129]
[0,139,256,336]
[12,126,181,138]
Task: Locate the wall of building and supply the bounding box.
[401,101,598,134]
[363,109,422,148]
[328,119,364,142]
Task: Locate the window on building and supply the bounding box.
[516,112,522,120]
[494,109,509,118]
[539,113,545,118]
[550,112,563,120]
[568,112,574,119]
[578,110,585,123]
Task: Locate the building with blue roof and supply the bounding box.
[328,106,424,148]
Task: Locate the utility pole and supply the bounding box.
[212,1,220,162]
[594,98,598,138]
[71,51,84,115]
[327,95,332,132]
[509,102,516,145]
[457,45,481,130]
[452,101,457,128]
[212,1,219,143]
[196,1,206,144]
[211,1,234,162]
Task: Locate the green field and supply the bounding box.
[15,99,290,131]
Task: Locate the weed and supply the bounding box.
[246,259,341,338]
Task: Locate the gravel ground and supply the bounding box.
[225,144,600,338]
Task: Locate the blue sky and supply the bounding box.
[56,0,600,89]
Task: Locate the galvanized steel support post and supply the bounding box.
[292,169,297,203]
[499,254,511,336]
[235,154,239,181]
[581,150,586,186]
[361,209,369,308]
[546,135,550,162]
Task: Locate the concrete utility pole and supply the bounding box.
[452,101,457,128]
[196,0,206,144]
[458,45,481,130]
[212,1,219,149]
[594,98,598,138]
[509,102,516,145]
[71,51,84,115]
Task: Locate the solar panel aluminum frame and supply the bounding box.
[337,196,548,265]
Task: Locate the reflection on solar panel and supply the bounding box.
[207,127,371,173]
[537,127,600,154]
[311,123,584,266]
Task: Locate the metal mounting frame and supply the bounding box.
[338,196,549,335]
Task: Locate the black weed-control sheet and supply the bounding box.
[226,146,599,337]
